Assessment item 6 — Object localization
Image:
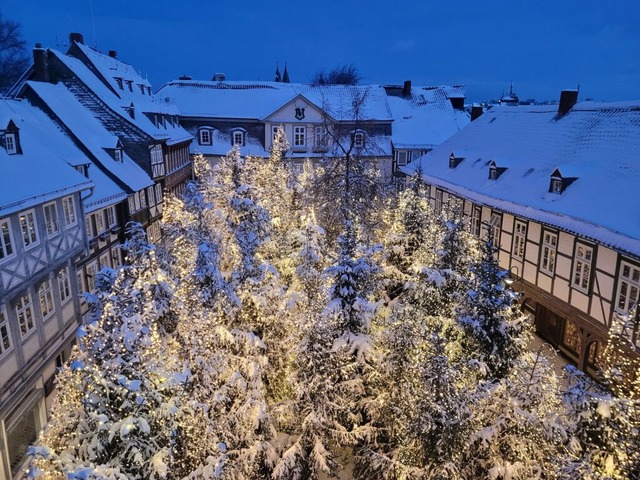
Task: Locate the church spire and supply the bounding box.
[275,61,281,82]
[282,61,290,83]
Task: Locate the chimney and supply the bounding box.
[471,105,484,121]
[108,50,117,58]
[178,75,192,81]
[69,32,84,44]
[33,45,49,83]
[557,89,578,117]
[212,73,226,81]
[402,80,412,97]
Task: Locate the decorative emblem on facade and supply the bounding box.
[295,107,305,120]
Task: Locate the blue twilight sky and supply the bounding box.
[3,0,639,103]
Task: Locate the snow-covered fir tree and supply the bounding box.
[29,224,190,480]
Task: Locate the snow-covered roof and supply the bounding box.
[157,80,393,121]
[49,45,191,144]
[0,99,93,216]
[26,82,154,202]
[386,86,470,149]
[406,101,640,257]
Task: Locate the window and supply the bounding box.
[115,77,123,89]
[489,212,502,245]
[230,130,244,146]
[272,126,282,141]
[512,220,527,260]
[572,243,593,292]
[86,261,99,292]
[470,205,481,237]
[106,206,117,227]
[155,184,163,204]
[110,246,122,268]
[150,144,165,178]
[147,186,156,206]
[551,178,562,193]
[114,148,123,162]
[57,267,71,303]
[616,261,640,313]
[85,215,95,239]
[435,189,443,214]
[62,196,77,226]
[199,128,212,145]
[314,126,328,149]
[0,306,12,356]
[77,270,85,294]
[353,131,365,148]
[140,190,147,209]
[0,218,14,261]
[139,84,145,94]
[19,210,38,248]
[43,202,59,237]
[5,133,17,154]
[489,166,499,180]
[16,293,34,337]
[134,192,141,212]
[126,80,133,92]
[94,210,105,235]
[99,252,111,269]
[293,126,306,147]
[396,151,411,166]
[38,279,55,319]
[541,232,557,275]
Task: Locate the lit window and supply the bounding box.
[199,129,212,145]
[62,196,77,226]
[43,202,59,237]
[19,210,38,248]
[5,133,17,154]
[16,293,35,337]
[0,306,12,356]
[512,220,526,260]
[353,131,365,148]
[293,126,306,147]
[572,243,593,292]
[57,267,71,303]
[39,279,55,319]
[0,218,14,261]
[615,261,640,313]
[489,212,501,245]
[541,232,557,275]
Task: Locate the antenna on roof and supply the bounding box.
[89,0,97,48]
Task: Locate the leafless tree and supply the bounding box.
[0,13,29,95]
[311,64,362,85]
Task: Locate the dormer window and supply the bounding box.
[147,86,152,96]
[198,127,213,146]
[396,150,412,166]
[115,77,124,89]
[5,133,16,154]
[125,103,135,119]
[449,152,464,169]
[139,84,145,94]
[231,128,246,147]
[549,168,577,194]
[353,130,365,148]
[488,160,507,180]
[75,164,89,177]
[114,148,123,162]
[125,80,133,92]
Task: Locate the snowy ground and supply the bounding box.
[528,334,570,382]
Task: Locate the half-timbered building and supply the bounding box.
[409,91,640,375]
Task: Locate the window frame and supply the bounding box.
[16,292,35,338]
[396,150,411,167]
[19,209,39,249]
[0,218,15,262]
[512,220,527,260]
[62,196,77,227]
[353,131,365,148]
[572,242,594,293]
[0,305,12,357]
[38,279,55,320]
[43,202,60,237]
[5,133,17,154]
[94,210,106,235]
[232,130,244,146]
[57,267,72,304]
[293,126,306,147]
[470,205,482,237]
[541,231,558,276]
[434,189,443,214]
[105,206,117,228]
[314,125,328,149]
[615,260,640,314]
[198,128,212,146]
[86,261,99,292]
[488,211,502,246]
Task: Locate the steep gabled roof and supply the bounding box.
[26,82,153,203]
[406,101,640,256]
[0,99,93,216]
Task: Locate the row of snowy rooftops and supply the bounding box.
[407,99,640,256]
